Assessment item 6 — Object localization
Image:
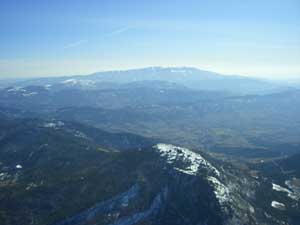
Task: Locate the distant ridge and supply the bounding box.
[3,67,283,94]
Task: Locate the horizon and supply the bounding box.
[1,0,300,79]
[0,66,299,82]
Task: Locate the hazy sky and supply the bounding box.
[1,0,300,79]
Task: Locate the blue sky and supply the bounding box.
[0,0,299,79]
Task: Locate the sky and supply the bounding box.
[0,0,299,79]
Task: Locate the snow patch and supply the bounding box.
[0,172,8,180]
[271,201,285,210]
[7,87,24,92]
[154,143,220,177]
[62,79,96,87]
[43,121,65,129]
[74,131,88,139]
[272,183,299,200]
[45,84,52,90]
[249,205,255,214]
[16,164,23,169]
[6,87,38,97]
[22,92,38,97]
[285,178,300,200]
[272,183,291,193]
[170,68,193,74]
[62,79,78,84]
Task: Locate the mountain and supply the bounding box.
[0,81,228,110]
[4,67,284,94]
[49,90,300,160]
[0,81,299,160]
[1,67,299,224]
[1,117,299,225]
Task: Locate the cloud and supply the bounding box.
[62,27,130,50]
[63,39,88,49]
[62,27,131,50]
[105,26,132,37]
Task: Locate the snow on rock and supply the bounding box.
[171,69,187,73]
[272,183,291,193]
[44,84,52,90]
[271,201,286,210]
[62,79,79,84]
[0,172,8,181]
[22,92,38,97]
[285,178,300,200]
[16,164,23,169]
[207,176,230,204]
[74,131,88,139]
[272,183,299,200]
[154,143,220,177]
[43,123,56,128]
[7,87,24,92]
[249,205,255,214]
[62,79,96,87]
[170,68,193,74]
[154,144,232,206]
[43,121,65,129]
[6,87,38,97]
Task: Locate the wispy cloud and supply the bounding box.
[63,39,88,49]
[62,27,131,49]
[105,26,132,37]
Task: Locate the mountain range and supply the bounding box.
[2,67,292,94]
[0,67,299,225]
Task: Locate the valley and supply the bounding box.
[0,67,299,225]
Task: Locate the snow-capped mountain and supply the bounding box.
[1,67,283,94]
